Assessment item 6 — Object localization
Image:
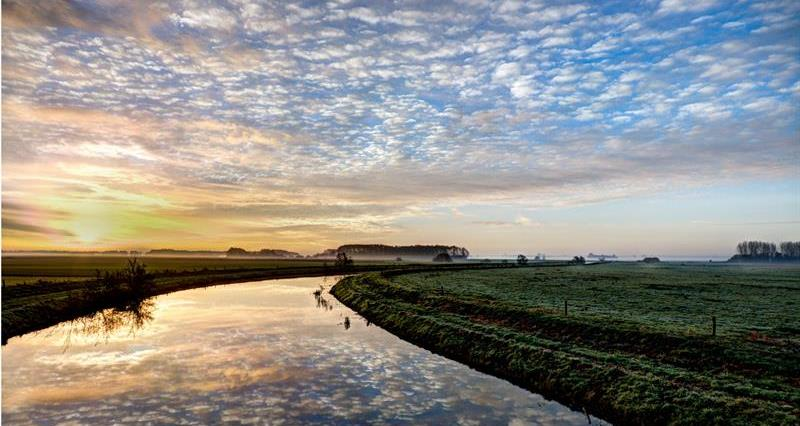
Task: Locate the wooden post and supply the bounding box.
[564,300,568,316]
[712,316,716,337]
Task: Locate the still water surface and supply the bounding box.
[3,277,607,425]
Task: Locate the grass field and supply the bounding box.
[331,262,800,425]
[1,255,390,285]
[390,263,800,337]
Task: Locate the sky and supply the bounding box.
[2,0,799,257]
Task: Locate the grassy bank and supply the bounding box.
[1,255,509,344]
[330,263,800,425]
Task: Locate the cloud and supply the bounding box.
[1,0,798,252]
[532,4,588,22]
[597,83,632,101]
[492,62,521,83]
[657,0,720,15]
[679,102,732,120]
[2,218,75,238]
[470,216,540,227]
[510,78,535,98]
[171,6,238,31]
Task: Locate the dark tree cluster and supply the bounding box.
[779,241,800,258]
[733,240,800,260]
[736,241,777,257]
[225,247,303,258]
[226,247,249,256]
[517,254,528,265]
[335,244,470,259]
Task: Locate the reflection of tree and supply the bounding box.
[59,296,155,350]
[54,256,158,349]
[313,286,333,311]
[312,285,352,331]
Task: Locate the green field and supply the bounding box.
[390,263,800,337]
[331,262,800,425]
[1,255,390,285]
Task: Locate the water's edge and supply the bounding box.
[2,263,535,344]
[330,274,612,425]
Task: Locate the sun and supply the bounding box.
[68,214,114,246]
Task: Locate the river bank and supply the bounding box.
[2,261,515,344]
[3,276,605,424]
[330,264,800,425]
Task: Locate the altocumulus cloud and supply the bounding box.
[1,0,798,251]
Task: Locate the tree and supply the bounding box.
[433,253,453,262]
[572,256,586,264]
[737,241,747,256]
[335,244,470,259]
[226,247,249,257]
[735,241,779,258]
[780,241,800,258]
[335,252,353,267]
[124,257,154,297]
[516,254,528,265]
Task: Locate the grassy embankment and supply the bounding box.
[1,255,506,343]
[331,263,800,425]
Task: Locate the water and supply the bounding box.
[3,277,607,425]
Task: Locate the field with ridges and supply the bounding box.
[331,263,800,425]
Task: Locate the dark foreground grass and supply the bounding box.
[331,263,800,425]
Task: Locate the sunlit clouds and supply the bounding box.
[2,0,798,255]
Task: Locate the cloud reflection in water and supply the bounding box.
[3,277,607,425]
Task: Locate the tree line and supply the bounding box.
[735,241,800,259]
[336,244,470,259]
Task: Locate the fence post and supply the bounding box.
[564,300,568,316]
[712,316,716,337]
